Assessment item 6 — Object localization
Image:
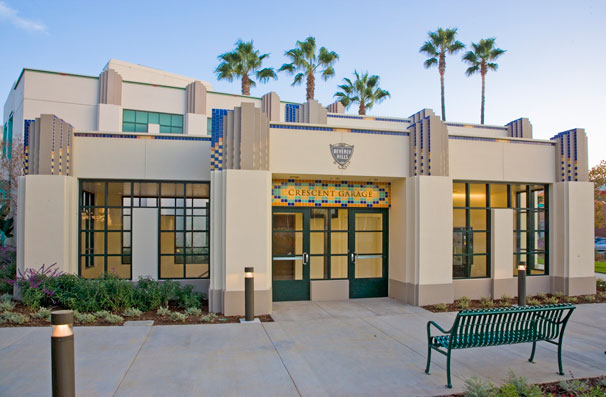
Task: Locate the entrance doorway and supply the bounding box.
[272,208,388,301]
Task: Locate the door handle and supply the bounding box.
[350,252,357,264]
[303,252,309,265]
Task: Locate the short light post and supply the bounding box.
[518,264,527,306]
[244,267,254,322]
[51,310,75,397]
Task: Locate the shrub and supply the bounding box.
[200,312,218,323]
[544,296,559,305]
[463,376,494,397]
[433,303,447,312]
[157,306,171,317]
[0,295,15,311]
[457,296,471,310]
[526,298,541,306]
[500,294,511,302]
[0,247,16,294]
[93,310,110,318]
[553,291,564,298]
[558,378,588,395]
[504,371,541,397]
[480,297,494,308]
[1,311,29,324]
[536,293,546,300]
[185,307,202,316]
[0,293,12,303]
[74,311,96,324]
[596,279,606,291]
[33,307,52,321]
[170,311,187,322]
[104,313,124,324]
[565,296,578,304]
[584,295,596,303]
[22,287,45,310]
[123,307,143,317]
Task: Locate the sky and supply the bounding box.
[1,0,604,166]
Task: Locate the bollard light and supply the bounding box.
[51,310,75,397]
[245,267,254,322]
[517,263,527,306]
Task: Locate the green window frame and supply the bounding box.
[78,180,210,280]
[122,110,183,134]
[452,181,549,279]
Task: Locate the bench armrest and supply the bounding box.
[427,320,452,336]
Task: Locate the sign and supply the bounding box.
[330,143,354,169]
[273,180,390,208]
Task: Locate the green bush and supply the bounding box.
[526,298,541,306]
[33,307,51,321]
[200,312,218,323]
[433,303,447,312]
[457,296,471,310]
[93,310,110,318]
[23,287,44,310]
[170,311,187,322]
[1,311,29,324]
[185,307,202,316]
[123,307,143,317]
[545,296,559,305]
[0,297,15,311]
[156,306,171,316]
[0,247,16,295]
[104,313,124,324]
[480,297,494,308]
[74,311,96,324]
[565,296,578,304]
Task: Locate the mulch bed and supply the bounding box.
[441,375,606,396]
[1,301,273,327]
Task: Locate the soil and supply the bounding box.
[424,281,606,313]
[440,375,606,396]
[0,301,273,327]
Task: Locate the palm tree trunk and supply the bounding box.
[242,74,251,96]
[440,72,446,121]
[358,102,366,115]
[480,72,486,125]
[306,72,315,101]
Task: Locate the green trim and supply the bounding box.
[207,90,260,100]
[14,68,98,90]
[123,80,186,91]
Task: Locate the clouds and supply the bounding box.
[0,1,46,33]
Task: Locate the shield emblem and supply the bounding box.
[330,143,354,169]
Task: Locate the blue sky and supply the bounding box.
[1,0,604,166]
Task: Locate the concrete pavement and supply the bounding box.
[1,299,604,396]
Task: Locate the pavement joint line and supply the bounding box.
[111,325,153,397]
[0,327,33,354]
[261,323,303,397]
[359,316,465,383]
[313,301,336,317]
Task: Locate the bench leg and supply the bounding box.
[528,340,537,363]
[425,345,431,374]
[446,350,452,389]
[557,338,564,375]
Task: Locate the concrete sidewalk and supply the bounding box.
[1,299,604,396]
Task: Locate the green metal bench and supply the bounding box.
[425,303,575,388]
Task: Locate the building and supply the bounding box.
[2,59,595,316]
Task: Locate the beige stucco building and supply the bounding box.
[2,60,595,315]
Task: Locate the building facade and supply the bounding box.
[3,60,595,315]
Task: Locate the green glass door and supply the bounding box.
[348,209,388,298]
[272,208,310,301]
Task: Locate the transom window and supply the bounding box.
[123,110,183,134]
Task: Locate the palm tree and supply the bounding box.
[462,38,506,124]
[279,37,339,101]
[215,40,277,96]
[419,28,465,121]
[334,71,390,115]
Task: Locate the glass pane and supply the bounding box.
[469,255,488,277]
[453,209,466,228]
[135,123,148,133]
[490,184,508,208]
[470,232,487,254]
[81,181,106,206]
[310,232,326,254]
[159,125,171,133]
[107,208,126,230]
[107,182,130,207]
[148,112,159,124]
[272,259,303,280]
[512,185,527,208]
[122,232,131,247]
[514,210,527,230]
[272,231,303,256]
[160,255,183,278]
[161,183,184,198]
[452,255,468,278]
[453,231,466,255]
[530,186,545,208]
[172,115,183,127]
[193,216,206,230]
[123,122,135,132]
[531,252,546,275]
[185,256,209,278]
[330,209,348,230]
[80,232,105,255]
[355,257,382,278]
[514,231,528,251]
[469,210,487,230]
[331,232,348,254]
[159,113,172,126]
[453,182,466,207]
[469,184,487,207]
[107,232,122,254]
[107,256,130,278]
[81,208,105,230]
[161,232,179,254]
[310,209,328,230]
[186,183,210,198]
[355,213,382,231]
[310,256,327,279]
[135,111,148,123]
[80,256,105,279]
[330,256,348,278]
[123,110,135,123]
[273,212,303,231]
[355,232,382,253]
[133,182,158,198]
[192,232,207,247]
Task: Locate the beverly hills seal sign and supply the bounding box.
[330,143,354,169]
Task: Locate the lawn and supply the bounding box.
[596,261,606,274]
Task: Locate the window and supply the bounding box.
[206,118,212,135]
[452,182,549,279]
[309,208,349,280]
[512,185,548,276]
[2,113,13,159]
[122,110,183,134]
[452,183,489,278]
[79,181,210,279]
